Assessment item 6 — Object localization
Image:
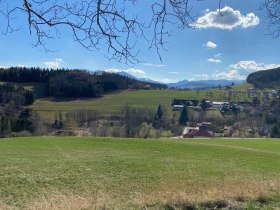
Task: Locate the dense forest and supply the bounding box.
[0,83,36,136]
[47,71,151,97]
[0,84,34,106]
[247,67,280,88]
[0,67,167,97]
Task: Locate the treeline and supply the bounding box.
[0,84,34,106]
[46,71,149,97]
[0,67,166,97]
[247,67,280,88]
[55,105,183,138]
[0,67,64,83]
[0,83,36,137]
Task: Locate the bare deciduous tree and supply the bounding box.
[261,0,280,37]
[0,1,279,64]
[0,0,195,64]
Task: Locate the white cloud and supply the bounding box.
[195,6,260,30]
[212,60,280,80]
[126,68,146,75]
[190,74,209,81]
[212,69,246,80]
[0,65,7,68]
[204,9,210,14]
[229,60,280,72]
[104,68,146,76]
[43,58,63,69]
[141,63,166,67]
[104,68,121,73]
[206,41,217,48]
[55,58,63,62]
[207,58,222,63]
[158,78,172,84]
[168,71,179,74]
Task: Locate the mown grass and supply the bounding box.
[0,137,279,209]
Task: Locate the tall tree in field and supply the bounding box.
[200,99,208,112]
[271,124,280,138]
[156,105,163,120]
[179,106,188,125]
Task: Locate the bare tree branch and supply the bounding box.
[0,0,197,64]
[1,0,279,64]
[261,0,280,38]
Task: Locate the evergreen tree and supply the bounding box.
[200,99,208,111]
[156,105,163,120]
[179,106,188,125]
[271,124,280,138]
[15,108,34,132]
[24,90,34,105]
[253,97,260,106]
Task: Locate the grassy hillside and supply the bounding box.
[232,82,253,90]
[30,86,253,120]
[0,137,279,209]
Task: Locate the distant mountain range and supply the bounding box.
[114,71,244,89]
[115,71,164,84]
[168,79,244,89]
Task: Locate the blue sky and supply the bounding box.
[0,0,280,83]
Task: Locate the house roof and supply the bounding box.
[197,122,212,126]
[173,105,184,108]
[183,130,214,138]
[212,102,229,105]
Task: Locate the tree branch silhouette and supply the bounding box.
[0,0,279,64]
[0,0,196,64]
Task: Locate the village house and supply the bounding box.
[172,99,199,110]
[270,89,279,97]
[173,104,184,110]
[248,88,257,94]
[232,103,244,112]
[212,101,229,109]
[183,122,214,138]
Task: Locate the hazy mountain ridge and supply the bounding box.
[168,79,244,89]
[114,71,244,89]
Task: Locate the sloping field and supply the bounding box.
[0,137,279,209]
[30,88,248,120]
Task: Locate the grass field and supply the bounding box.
[0,137,279,209]
[30,87,252,121]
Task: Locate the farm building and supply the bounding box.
[183,122,214,138]
[172,99,199,107]
[212,102,229,109]
[248,88,257,93]
[271,90,279,96]
[173,104,184,110]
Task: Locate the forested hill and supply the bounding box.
[247,67,280,88]
[0,67,166,97]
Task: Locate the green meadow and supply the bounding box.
[0,137,279,209]
[30,87,253,121]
